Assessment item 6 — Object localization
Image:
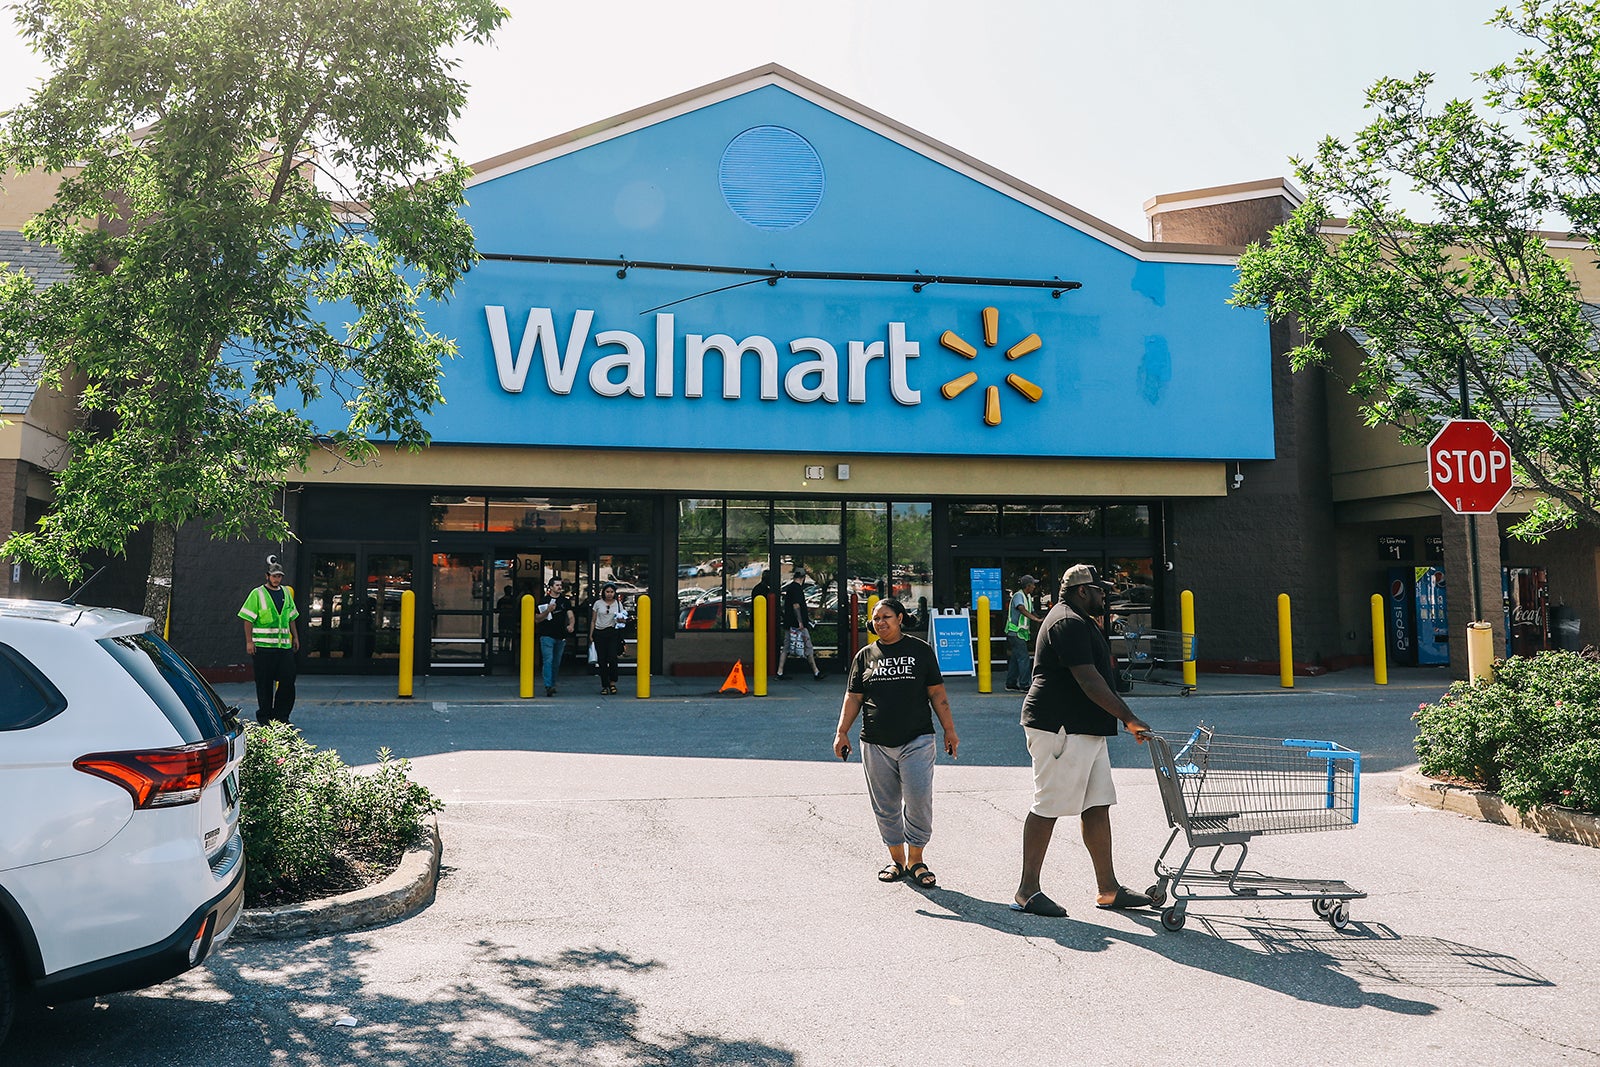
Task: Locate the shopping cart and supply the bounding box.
[1144,723,1365,932]
[1117,628,1196,694]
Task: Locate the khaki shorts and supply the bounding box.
[1024,728,1117,818]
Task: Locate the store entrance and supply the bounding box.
[779,549,845,670]
[301,546,416,673]
[486,550,587,670]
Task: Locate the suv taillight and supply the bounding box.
[74,737,231,809]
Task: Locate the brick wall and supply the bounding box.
[170,495,301,669]
[1150,185,1344,666]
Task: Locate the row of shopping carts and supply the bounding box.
[1142,724,1365,932]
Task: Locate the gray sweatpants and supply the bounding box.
[861,733,937,848]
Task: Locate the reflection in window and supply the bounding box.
[723,500,772,605]
[1107,556,1156,634]
[948,502,999,538]
[431,495,486,532]
[1105,504,1151,538]
[677,499,732,631]
[487,497,598,534]
[598,498,653,534]
[891,503,933,626]
[1005,503,1100,537]
[773,499,841,543]
[846,502,889,624]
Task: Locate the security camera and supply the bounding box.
[1231,472,1245,490]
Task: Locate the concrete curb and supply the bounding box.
[232,817,442,940]
[1397,768,1600,848]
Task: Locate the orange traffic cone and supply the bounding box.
[719,660,749,695]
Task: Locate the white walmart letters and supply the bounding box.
[487,307,922,406]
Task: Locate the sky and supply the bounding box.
[0,0,1518,238]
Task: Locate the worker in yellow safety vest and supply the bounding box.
[1004,575,1044,692]
[239,559,301,724]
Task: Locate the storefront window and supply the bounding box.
[948,502,999,538]
[677,498,730,631]
[726,500,772,604]
[891,503,933,625]
[1005,503,1099,538]
[1107,556,1156,634]
[431,495,486,532]
[846,502,889,633]
[1105,504,1151,538]
[773,499,841,542]
[487,497,598,534]
[597,498,653,534]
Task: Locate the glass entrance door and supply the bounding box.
[782,550,844,669]
[303,547,416,672]
[488,550,588,672]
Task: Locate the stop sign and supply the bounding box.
[1427,419,1513,514]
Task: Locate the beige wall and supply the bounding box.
[0,169,70,229]
[294,445,1228,499]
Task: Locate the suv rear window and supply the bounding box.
[97,632,231,742]
[0,642,68,731]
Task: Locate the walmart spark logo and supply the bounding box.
[938,307,1043,426]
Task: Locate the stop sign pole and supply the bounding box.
[1427,418,1513,623]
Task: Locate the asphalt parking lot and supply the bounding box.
[8,668,1598,1066]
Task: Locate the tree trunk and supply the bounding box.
[143,521,176,629]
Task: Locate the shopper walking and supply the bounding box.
[777,566,822,680]
[589,582,627,694]
[832,598,959,888]
[1013,564,1154,917]
[1005,574,1043,691]
[536,578,574,696]
[238,559,300,725]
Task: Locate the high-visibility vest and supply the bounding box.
[1005,592,1034,638]
[239,585,298,649]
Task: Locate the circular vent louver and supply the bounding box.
[719,126,825,232]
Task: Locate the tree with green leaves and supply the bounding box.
[1233,0,1600,540]
[0,0,505,618]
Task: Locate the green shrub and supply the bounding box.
[239,722,442,906]
[1414,649,1600,815]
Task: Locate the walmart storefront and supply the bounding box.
[187,66,1276,675]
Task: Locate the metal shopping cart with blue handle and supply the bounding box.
[1144,723,1366,932]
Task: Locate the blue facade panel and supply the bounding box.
[313,85,1274,461]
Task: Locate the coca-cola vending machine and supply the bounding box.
[1503,567,1549,658]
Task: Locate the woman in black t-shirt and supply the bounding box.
[832,598,960,888]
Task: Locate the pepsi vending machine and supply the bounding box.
[1387,568,1414,666]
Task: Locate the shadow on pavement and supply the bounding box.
[908,886,1548,1012]
[8,939,795,1067]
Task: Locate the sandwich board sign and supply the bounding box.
[929,610,976,676]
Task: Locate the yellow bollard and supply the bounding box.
[398,590,415,698]
[1467,621,1495,684]
[753,595,768,696]
[1278,593,1294,689]
[636,594,652,698]
[866,594,880,644]
[1370,593,1388,685]
[1180,589,1196,691]
[520,594,536,699]
[976,596,992,693]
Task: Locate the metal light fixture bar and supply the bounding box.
[479,252,1082,304]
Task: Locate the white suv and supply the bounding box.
[0,599,246,1046]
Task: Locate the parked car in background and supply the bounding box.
[0,599,245,1048]
[677,596,754,630]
